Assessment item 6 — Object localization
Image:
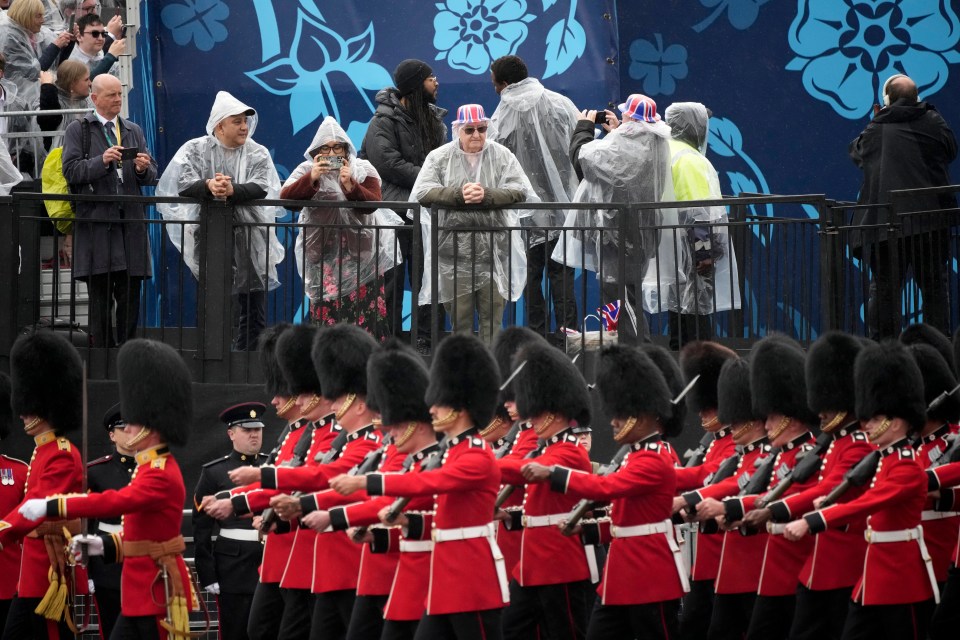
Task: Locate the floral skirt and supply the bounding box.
[309,280,387,337]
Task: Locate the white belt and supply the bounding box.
[432,523,508,603]
[611,519,690,593]
[399,540,434,553]
[522,513,568,528]
[97,522,122,534]
[218,528,261,542]
[767,523,787,535]
[584,545,600,584]
[865,526,940,603]
[921,510,960,521]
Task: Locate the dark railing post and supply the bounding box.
[197,200,234,366]
[817,196,842,333]
[0,196,19,361]
[430,206,440,351]
[13,192,42,339]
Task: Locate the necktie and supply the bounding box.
[104,122,117,146]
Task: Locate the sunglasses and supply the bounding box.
[462,126,488,136]
[83,30,107,38]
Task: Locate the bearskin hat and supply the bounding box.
[717,358,760,425]
[901,323,956,376]
[640,344,687,438]
[367,340,431,426]
[0,373,12,440]
[596,345,672,423]
[11,331,82,435]
[679,341,737,414]
[275,324,322,396]
[513,342,591,427]
[907,343,960,424]
[425,334,500,428]
[258,322,292,397]
[805,331,863,416]
[312,324,378,400]
[493,326,548,402]
[855,340,925,433]
[118,340,193,446]
[750,335,818,425]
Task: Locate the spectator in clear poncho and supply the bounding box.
[556,93,673,344]
[157,91,285,351]
[281,116,402,335]
[488,55,580,343]
[37,60,91,150]
[413,103,536,344]
[642,102,741,350]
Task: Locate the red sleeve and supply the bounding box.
[690,472,744,502]
[777,440,875,519]
[340,495,394,527]
[280,171,319,200]
[929,461,960,490]
[816,461,926,531]
[344,175,381,202]
[673,463,714,492]
[376,448,498,497]
[499,444,589,486]
[268,439,380,492]
[561,452,673,500]
[55,465,169,520]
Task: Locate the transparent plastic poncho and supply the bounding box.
[0,21,55,110]
[287,116,402,302]
[553,119,674,288]
[487,78,580,246]
[157,93,284,293]
[413,138,537,305]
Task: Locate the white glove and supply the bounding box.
[69,534,104,562]
[19,499,46,521]
[204,582,220,595]
[88,579,95,594]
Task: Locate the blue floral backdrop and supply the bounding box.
[130,0,960,334]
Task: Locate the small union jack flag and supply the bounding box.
[599,300,620,330]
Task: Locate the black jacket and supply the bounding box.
[850,100,957,246]
[359,88,447,208]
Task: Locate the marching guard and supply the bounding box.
[0,373,28,634]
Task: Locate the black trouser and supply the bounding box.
[668,311,712,351]
[0,599,9,640]
[95,586,122,640]
[866,234,950,340]
[385,220,445,342]
[586,599,680,639]
[108,615,163,640]
[219,592,255,640]
[839,599,935,640]
[601,282,650,343]
[707,592,756,640]
[310,589,355,640]
[746,594,795,640]
[1,597,73,639]
[381,619,420,640]
[85,271,142,347]
[233,290,266,351]
[788,585,851,640]
[247,583,311,640]
[414,609,503,640]
[679,579,715,640]
[502,579,593,640]
[345,594,388,640]
[525,238,578,335]
[929,564,960,639]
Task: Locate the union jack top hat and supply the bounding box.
[618,94,660,123]
[453,104,489,125]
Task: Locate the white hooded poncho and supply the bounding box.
[413,138,538,305]
[285,116,402,303]
[487,77,580,246]
[554,119,674,290]
[642,103,741,314]
[157,92,284,293]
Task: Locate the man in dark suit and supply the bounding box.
[192,402,269,640]
[62,73,156,347]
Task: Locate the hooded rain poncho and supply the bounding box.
[413,138,537,305]
[286,116,402,302]
[157,92,284,293]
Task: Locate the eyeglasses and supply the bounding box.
[316,143,345,154]
[462,126,488,136]
[83,30,107,38]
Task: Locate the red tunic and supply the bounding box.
[806,442,933,605]
[48,445,192,618]
[495,423,538,576]
[0,454,28,600]
[552,437,686,606]
[927,460,960,565]
[916,426,960,582]
[499,429,592,586]
[768,427,874,591]
[0,433,83,598]
[367,430,504,615]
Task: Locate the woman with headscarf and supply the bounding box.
[281,116,401,335]
[642,102,740,350]
[157,91,285,351]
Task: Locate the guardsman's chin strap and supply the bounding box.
[125,426,152,449]
[614,416,638,442]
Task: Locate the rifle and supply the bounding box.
[816,450,881,510]
[935,433,960,466]
[683,431,716,468]
[345,438,393,542]
[383,438,450,524]
[494,441,546,511]
[493,422,524,459]
[258,421,320,533]
[560,444,632,536]
[755,432,834,509]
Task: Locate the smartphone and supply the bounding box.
[120,25,127,38]
[326,156,344,170]
[594,111,607,125]
[67,15,75,35]
[120,147,139,161]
